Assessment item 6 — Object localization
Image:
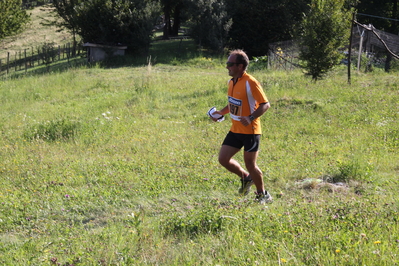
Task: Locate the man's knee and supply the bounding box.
[246,164,262,175]
[218,155,229,167]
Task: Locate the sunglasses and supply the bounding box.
[226,62,239,67]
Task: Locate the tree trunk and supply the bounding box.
[163,4,171,39]
[171,4,181,36]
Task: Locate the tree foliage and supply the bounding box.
[52,0,160,54]
[45,0,81,55]
[357,0,399,33]
[298,0,351,80]
[0,0,30,40]
[226,0,310,57]
[186,0,232,52]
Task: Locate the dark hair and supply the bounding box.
[230,49,249,70]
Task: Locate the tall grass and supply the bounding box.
[0,54,398,265]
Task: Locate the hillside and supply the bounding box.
[1,4,399,266]
[0,5,74,60]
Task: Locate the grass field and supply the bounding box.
[1,5,399,266]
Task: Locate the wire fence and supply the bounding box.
[268,40,300,71]
[267,24,399,72]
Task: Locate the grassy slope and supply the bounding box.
[0,6,399,266]
[0,5,73,60]
[0,63,398,265]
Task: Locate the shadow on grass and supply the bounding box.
[100,39,220,68]
[0,39,221,79]
[0,57,88,79]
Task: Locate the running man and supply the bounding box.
[210,49,272,204]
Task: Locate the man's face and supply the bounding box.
[226,54,240,77]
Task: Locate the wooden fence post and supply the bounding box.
[7,52,10,74]
[37,47,40,65]
[67,43,70,63]
[25,49,27,73]
[348,11,355,84]
[31,47,34,67]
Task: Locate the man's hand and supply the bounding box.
[210,110,223,122]
[240,116,251,126]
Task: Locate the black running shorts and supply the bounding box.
[222,131,261,152]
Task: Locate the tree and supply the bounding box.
[52,0,161,54]
[46,0,82,55]
[226,0,310,58]
[159,0,310,56]
[0,0,30,40]
[186,0,232,52]
[298,0,351,80]
[161,0,186,39]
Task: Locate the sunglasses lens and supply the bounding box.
[226,62,235,67]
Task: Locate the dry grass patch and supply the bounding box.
[0,5,74,60]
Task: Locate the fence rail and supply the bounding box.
[0,43,86,76]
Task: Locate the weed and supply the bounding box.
[161,204,236,238]
[328,159,373,183]
[23,118,80,141]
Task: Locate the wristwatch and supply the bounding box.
[249,115,255,121]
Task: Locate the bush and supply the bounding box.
[187,0,232,53]
[298,0,351,80]
[328,159,373,183]
[81,0,160,54]
[248,56,268,71]
[53,0,161,55]
[39,42,58,68]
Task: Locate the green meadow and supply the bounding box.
[1,53,398,265]
[1,6,399,265]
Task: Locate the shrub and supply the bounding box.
[248,56,268,71]
[328,159,373,183]
[82,0,160,54]
[39,42,58,68]
[298,0,351,80]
